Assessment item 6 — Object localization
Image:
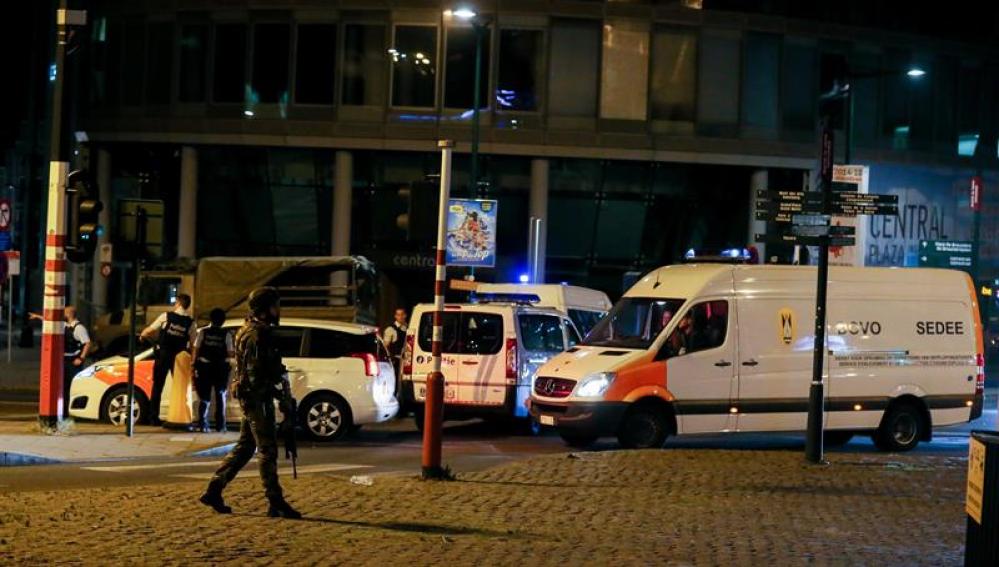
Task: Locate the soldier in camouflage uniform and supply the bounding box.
[199,287,301,519]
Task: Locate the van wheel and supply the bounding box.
[873,402,924,452]
[413,407,425,432]
[617,406,670,449]
[559,431,598,449]
[299,393,352,442]
[823,431,854,447]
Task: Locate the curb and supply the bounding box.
[187,442,238,458]
[0,451,63,467]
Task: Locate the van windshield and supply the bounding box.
[582,297,685,350]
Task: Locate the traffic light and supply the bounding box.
[65,169,104,263]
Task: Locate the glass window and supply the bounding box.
[583,298,685,350]
[881,49,911,148]
[650,27,697,123]
[957,63,981,156]
[548,19,600,118]
[272,327,305,358]
[213,24,247,103]
[568,309,604,336]
[295,24,336,105]
[661,300,728,358]
[697,30,740,129]
[307,329,382,358]
[518,314,564,352]
[391,25,437,108]
[595,200,646,259]
[741,33,779,133]
[849,49,880,148]
[444,26,490,109]
[600,22,649,120]
[497,29,542,112]
[145,23,174,104]
[121,20,146,105]
[417,312,503,355]
[252,23,291,104]
[932,55,957,152]
[179,24,208,103]
[342,24,387,106]
[781,39,817,132]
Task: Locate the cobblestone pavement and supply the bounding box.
[0,449,967,565]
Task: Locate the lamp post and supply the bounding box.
[446,7,490,197]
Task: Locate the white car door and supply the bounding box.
[663,299,736,434]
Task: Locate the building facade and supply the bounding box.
[21,0,999,319]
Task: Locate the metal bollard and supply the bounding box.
[965,430,999,565]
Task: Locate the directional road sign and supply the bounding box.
[755,233,856,247]
[918,240,974,270]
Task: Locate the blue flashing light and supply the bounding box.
[684,248,696,259]
[518,274,530,284]
[49,64,57,82]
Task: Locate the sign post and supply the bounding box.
[422,140,453,480]
[125,209,147,437]
[756,126,898,465]
[3,251,19,364]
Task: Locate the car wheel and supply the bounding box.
[99,386,147,426]
[617,405,670,449]
[299,393,351,442]
[559,431,598,449]
[823,431,854,447]
[873,402,924,452]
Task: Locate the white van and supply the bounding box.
[472,283,612,335]
[402,301,582,425]
[530,264,984,451]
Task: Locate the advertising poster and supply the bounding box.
[446,199,497,267]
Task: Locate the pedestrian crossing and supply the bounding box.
[79,460,374,480]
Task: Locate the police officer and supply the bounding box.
[192,308,234,433]
[381,307,409,378]
[199,287,301,519]
[140,294,195,426]
[31,306,93,418]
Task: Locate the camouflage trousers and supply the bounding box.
[207,398,283,503]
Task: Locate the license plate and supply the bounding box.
[539,415,555,426]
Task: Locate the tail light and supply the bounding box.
[351,352,379,377]
[976,353,985,393]
[505,338,518,381]
[402,335,414,376]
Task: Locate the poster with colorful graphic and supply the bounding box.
[446,199,497,267]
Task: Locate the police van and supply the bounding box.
[530,264,984,451]
[403,300,581,427]
[472,283,612,335]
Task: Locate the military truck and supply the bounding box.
[92,256,377,356]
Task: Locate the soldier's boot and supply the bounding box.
[267,499,302,519]
[199,484,232,514]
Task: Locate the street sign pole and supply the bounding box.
[125,208,147,437]
[39,0,71,430]
[422,140,453,480]
[805,120,835,465]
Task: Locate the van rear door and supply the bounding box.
[454,311,507,406]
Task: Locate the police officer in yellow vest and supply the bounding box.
[140,294,195,426]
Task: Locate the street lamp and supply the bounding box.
[444,7,490,197]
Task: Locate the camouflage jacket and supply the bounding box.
[234,317,285,401]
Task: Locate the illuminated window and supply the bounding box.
[548,19,600,118]
[391,25,437,108]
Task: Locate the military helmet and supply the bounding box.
[248,287,280,314]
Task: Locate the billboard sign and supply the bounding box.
[445,198,497,268]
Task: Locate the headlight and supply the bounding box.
[574,372,616,398]
[74,365,107,380]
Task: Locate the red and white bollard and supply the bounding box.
[422,140,453,479]
[39,161,69,429]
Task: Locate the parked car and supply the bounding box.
[69,317,399,441]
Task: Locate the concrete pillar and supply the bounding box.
[331,151,353,303]
[529,158,549,283]
[90,148,112,318]
[749,169,768,263]
[177,146,198,259]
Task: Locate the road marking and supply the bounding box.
[81,461,221,472]
[172,463,372,480]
